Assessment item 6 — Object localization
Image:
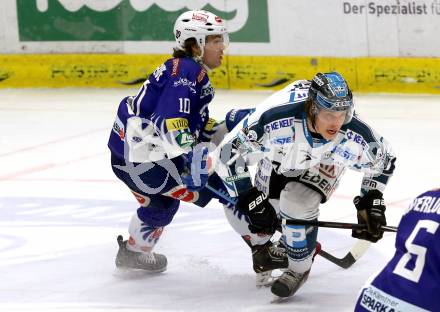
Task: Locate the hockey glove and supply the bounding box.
[181,146,209,192]
[352,189,387,243]
[236,187,278,234]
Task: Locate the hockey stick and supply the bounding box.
[283,219,398,232]
[205,184,374,269]
[318,239,371,269]
[282,219,396,268]
[205,184,238,205]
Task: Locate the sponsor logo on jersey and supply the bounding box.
[197,69,207,83]
[173,77,196,93]
[175,131,195,149]
[171,58,180,76]
[225,172,250,182]
[358,285,421,312]
[264,118,294,132]
[331,145,358,161]
[113,117,125,140]
[272,136,292,145]
[165,118,189,131]
[299,170,334,194]
[164,186,199,203]
[200,81,214,99]
[346,130,368,147]
[319,164,337,179]
[203,118,217,132]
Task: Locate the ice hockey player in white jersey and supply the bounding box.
[214,72,396,298]
[354,188,440,312]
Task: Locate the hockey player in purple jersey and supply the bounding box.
[354,188,440,312]
[107,10,230,273]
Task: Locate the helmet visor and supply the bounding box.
[315,91,353,112]
[204,33,229,52]
[314,93,354,124]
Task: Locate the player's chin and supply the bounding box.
[324,129,338,140]
[210,60,222,69]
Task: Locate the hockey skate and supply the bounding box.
[115,235,167,273]
[252,241,288,287]
[270,269,310,298]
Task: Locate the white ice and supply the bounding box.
[0,88,439,312]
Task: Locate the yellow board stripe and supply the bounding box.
[0,54,439,94]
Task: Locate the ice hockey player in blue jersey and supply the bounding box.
[107,10,230,273]
[354,188,440,312]
[214,72,397,298]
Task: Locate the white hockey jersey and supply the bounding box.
[214,80,396,201]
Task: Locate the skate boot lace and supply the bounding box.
[269,242,286,258]
[138,252,157,264]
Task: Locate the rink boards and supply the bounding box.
[0,54,439,94]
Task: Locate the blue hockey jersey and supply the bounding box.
[355,188,440,312]
[108,57,216,162]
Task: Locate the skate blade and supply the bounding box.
[270,296,293,304]
[256,271,276,288]
[113,266,166,279]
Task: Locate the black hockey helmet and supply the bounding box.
[309,72,354,124]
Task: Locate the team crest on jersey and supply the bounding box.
[153,63,166,81]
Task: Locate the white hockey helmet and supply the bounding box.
[173,10,229,51]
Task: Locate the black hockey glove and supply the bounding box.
[236,187,278,235]
[352,189,387,243]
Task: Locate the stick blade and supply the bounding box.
[318,240,371,269]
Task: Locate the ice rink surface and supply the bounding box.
[0,88,439,311]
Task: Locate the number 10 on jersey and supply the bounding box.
[179,98,191,114]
